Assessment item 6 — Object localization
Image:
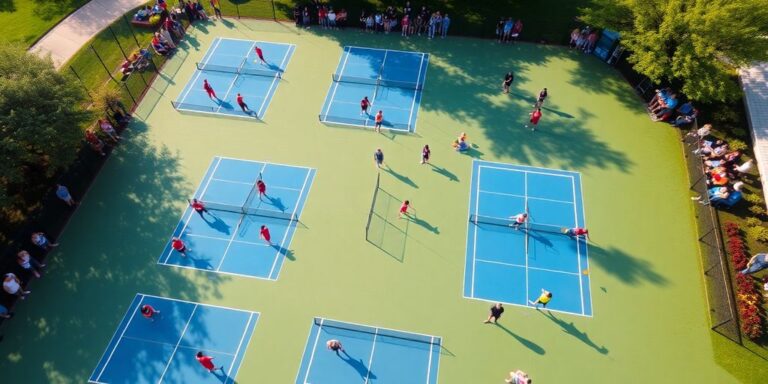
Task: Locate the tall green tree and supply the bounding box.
[0,45,91,206]
[580,0,768,102]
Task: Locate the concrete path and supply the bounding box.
[740,62,768,206]
[31,0,148,69]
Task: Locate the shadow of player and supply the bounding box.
[540,310,609,355]
[263,195,287,212]
[338,350,377,380]
[383,167,418,189]
[202,211,232,235]
[430,164,459,182]
[407,215,439,234]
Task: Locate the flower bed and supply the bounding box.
[725,222,765,339]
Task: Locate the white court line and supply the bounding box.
[139,293,260,314]
[572,176,586,315]
[160,262,277,281]
[315,317,439,341]
[330,99,412,112]
[406,53,425,130]
[256,45,289,118]
[476,258,582,276]
[224,312,255,383]
[209,178,303,191]
[185,233,269,247]
[463,294,593,318]
[217,156,314,170]
[363,329,379,384]
[410,53,429,133]
[319,118,412,133]
[268,168,311,279]
[216,163,267,272]
[175,106,263,121]
[476,160,583,177]
[524,172,530,304]
[179,38,222,105]
[178,70,206,108]
[478,165,576,179]
[119,335,236,356]
[470,166,482,297]
[157,306,198,382]
[94,296,145,382]
[216,75,240,114]
[425,336,435,384]
[346,45,425,55]
[478,190,575,205]
[323,48,352,121]
[302,319,325,383]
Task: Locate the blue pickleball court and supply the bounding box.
[464,160,592,316]
[89,294,259,384]
[158,156,315,280]
[296,318,441,384]
[319,46,429,133]
[173,37,295,120]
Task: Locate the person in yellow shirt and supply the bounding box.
[529,289,552,309]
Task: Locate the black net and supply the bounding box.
[331,73,422,90]
[201,201,295,221]
[314,318,440,345]
[469,214,569,235]
[196,60,283,78]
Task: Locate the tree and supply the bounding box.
[0,44,92,206]
[580,0,768,102]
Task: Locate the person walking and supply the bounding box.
[502,72,514,94]
[374,110,384,133]
[236,93,251,114]
[421,144,431,164]
[535,88,548,108]
[529,289,553,309]
[56,184,76,206]
[210,0,222,20]
[203,79,218,100]
[196,351,224,373]
[259,225,272,245]
[483,303,504,324]
[360,96,371,116]
[399,200,414,218]
[526,108,542,131]
[374,148,385,168]
[141,304,161,321]
[256,179,267,200]
[171,237,189,257]
[189,198,209,218]
[254,46,266,64]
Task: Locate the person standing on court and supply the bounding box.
[196,351,224,373]
[526,108,542,131]
[529,289,553,309]
[502,72,514,94]
[236,93,251,114]
[374,148,385,169]
[257,179,267,200]
[189,198,209,218]
[327,339,344,355]
[535,87,548,107]
[254,46,266,64]
[141,304,160,322]
[483,303,504,324]
[360,96,371,116]
[374,110,384,133]
[55,184,76,207]
[171,237,188,257]
[421,144,431,164]
[260,225,272,246]
[203,79,218,100]
[510,213,528,230]
[399,200,414,218]
[566,227,589,240]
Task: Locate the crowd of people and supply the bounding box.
[647,87,699,127]
[294,2,452,39]
[1,232,59,321]
[569,26,599,54]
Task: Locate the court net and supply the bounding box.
[469,214,569,235]
[364,173,381,240]
[197,59,283,78]
[200,200,295,221]
[314,317,441,345]
[331,73,423,90]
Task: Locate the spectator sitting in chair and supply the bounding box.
[134,5,151,21]
[151,35,171,55]
[651,93,678,120]
[648,87,673,110]
[672,108,698,127]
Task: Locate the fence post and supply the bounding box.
[91,44,117,83]
[236,3,240,19]
[272,0,277,20]
[68,66,93,101]
[122,83,137,106]
[108,25,130,60]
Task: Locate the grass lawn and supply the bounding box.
[0,0,88,45]
[0,20,765,382]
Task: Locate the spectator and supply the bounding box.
[672,108,699,128]
[502,18,514,43]
[134,5,151,21]
[99,119,121,142]
[511,19,523,42]
[31,232,58,251]
[210,0,222,20]
[55,184,76,207]
[3,273,30,299]
[113,110,131,125]
[17,251,45,279]
[293,5,301,27]
[328,8,337,29]
[403,1,413,18]
[505,370,532,384]
[584,30,598,53]
[441,13,450,38]
[85,129,106,156]
[160,26,176,49]
[401,14,410,37]
[0,303,13,319]
[318,5,327,29]
[496,18,505,42]
[336,8,347,29]
[374,12,383,33]
[365,14,374,32]
[302,6,310,28]
[569,28,581,48]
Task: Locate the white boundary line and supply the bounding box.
[317,317,439,340]
[224,312,255,383]
[177,38,223,105]
[302,318,325,383]
[470,165,482,297]
[572,176,586,315]
[158,262,277,281]
[462,160,478,302]
[177,70,206,108]
[346,45,424,55]
[363,328,379,384]
[524,172,530,304]
[216,76,240,114]
[185,233,269,247]
[406,53,425,131]
[256,44,289,118]
[476,258,582,276]
[478,190,574,205]
[578,176,594,316]
[119,335,236,356]
[319,118,412,132]
[157,306,198,382]
[323,48,352,121]
[272,168,317,281]
[139,293,258,314]
[476,160,584,176]
[478,164,575,179]
[175,106,263,121]
[93,295,145,382]
[463,294,593,318]
[425,336,435,384]
[410,53,429,133]
[217,156,314,170]
[268,168,311,279]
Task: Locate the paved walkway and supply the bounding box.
[740,62,768,205]
[31,0,148,69]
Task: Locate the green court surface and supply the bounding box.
[0,19,761,383]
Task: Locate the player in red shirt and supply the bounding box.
[398,200,413,218]
[203,79,217,100]
[188,198,209,218]
[254,46,266,64]
[260,225,272,245]
[236,93,251,113]
[526,108,542,131]
[196,351,223,373]
[360,96,370,116]
[510,213,528,230]
[171,237,188,257]
[141,304,160,321]
[256,179,267,200]
[374,110,384,133]
[567,227,589,239]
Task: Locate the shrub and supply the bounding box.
[748,205,766,217]
[745,225,768,244]
[743,192,764,205]
[744,217,762,228]
[728,139,748,152]
[724,222,765,339]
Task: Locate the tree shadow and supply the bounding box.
[539,310,609,354]
[590,244,669,286]
[0,0,15,13]
[382,167,418,189]
[496,323,546,355]
[430,164,459,182]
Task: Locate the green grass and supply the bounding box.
[0,0,88,45]
[219,0,589,43]
[1,20,766,382]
